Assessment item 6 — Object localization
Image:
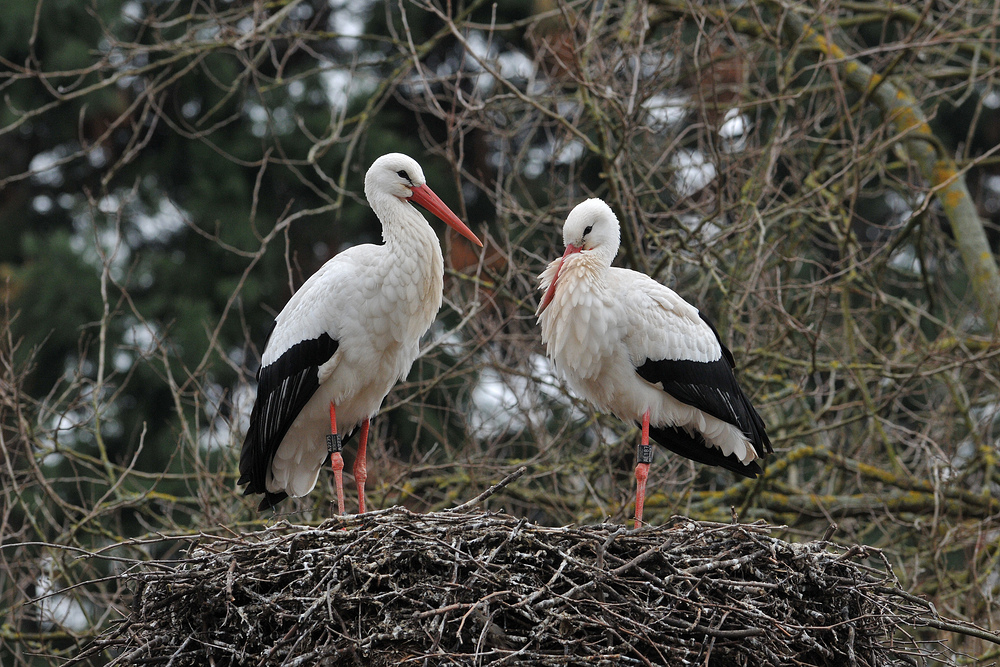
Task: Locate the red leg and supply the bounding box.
[354,418,370,514]
[328,402,345,515]
[634,410,652,528]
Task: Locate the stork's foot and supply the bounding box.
[634,461,650,528]
[634,410,652,528]
[328,402,345,516]
[330,451,345,515]
[354,458,367,515]
[354,418,371,514]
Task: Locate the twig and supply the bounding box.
[445,466,528,513]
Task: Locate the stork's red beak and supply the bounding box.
[408,184,483,248]
[537,243,581,315]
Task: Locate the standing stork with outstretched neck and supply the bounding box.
[536,198,771,526]
[238,153,482,512]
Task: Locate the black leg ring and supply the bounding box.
[636,443,654,465]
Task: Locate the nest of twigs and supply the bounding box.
[87,507,965,666]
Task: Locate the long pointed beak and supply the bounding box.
[536,243,581,315]
[408,184,483,248]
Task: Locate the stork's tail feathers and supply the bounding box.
[236,466,288,511]
[256,490,289,512]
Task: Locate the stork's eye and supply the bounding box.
[583,225,593,236]
[397,170,411,181]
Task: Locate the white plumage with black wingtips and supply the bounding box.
[238,153,482,512]
[536,198,770,526]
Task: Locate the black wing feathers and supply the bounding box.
[238,332,339,510]
[636,356,745,428]
[648,425,763,478]
[634,312,771,469]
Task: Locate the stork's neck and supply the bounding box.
[563,251,611,290]
[364,192,440,261]
[366,191,445,333]
[538,250,619,380]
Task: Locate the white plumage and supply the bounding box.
[239,153,482,511]
[537,198,770,525]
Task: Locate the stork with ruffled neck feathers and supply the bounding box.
[536,198,770,526]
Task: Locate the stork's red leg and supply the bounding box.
[354,418,370,514]
[327,402,345,515]
[634,409,653,528]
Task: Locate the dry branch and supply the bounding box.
[70,509,988,666]
[775,6,1000,332]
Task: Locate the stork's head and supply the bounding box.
[365,153,426,201]
[537,198,621,314]
[364,153,482,247]
[561,198,621,258]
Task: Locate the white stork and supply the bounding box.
[536,198,771,526]
[238,153,482,512]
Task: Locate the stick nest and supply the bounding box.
[102,509,942,666]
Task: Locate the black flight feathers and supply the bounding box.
[634,313,771,477]
[238,331,339,510]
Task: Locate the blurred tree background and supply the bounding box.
[1,0,999,664]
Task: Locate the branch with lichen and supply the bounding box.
[775,7,1000,333]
